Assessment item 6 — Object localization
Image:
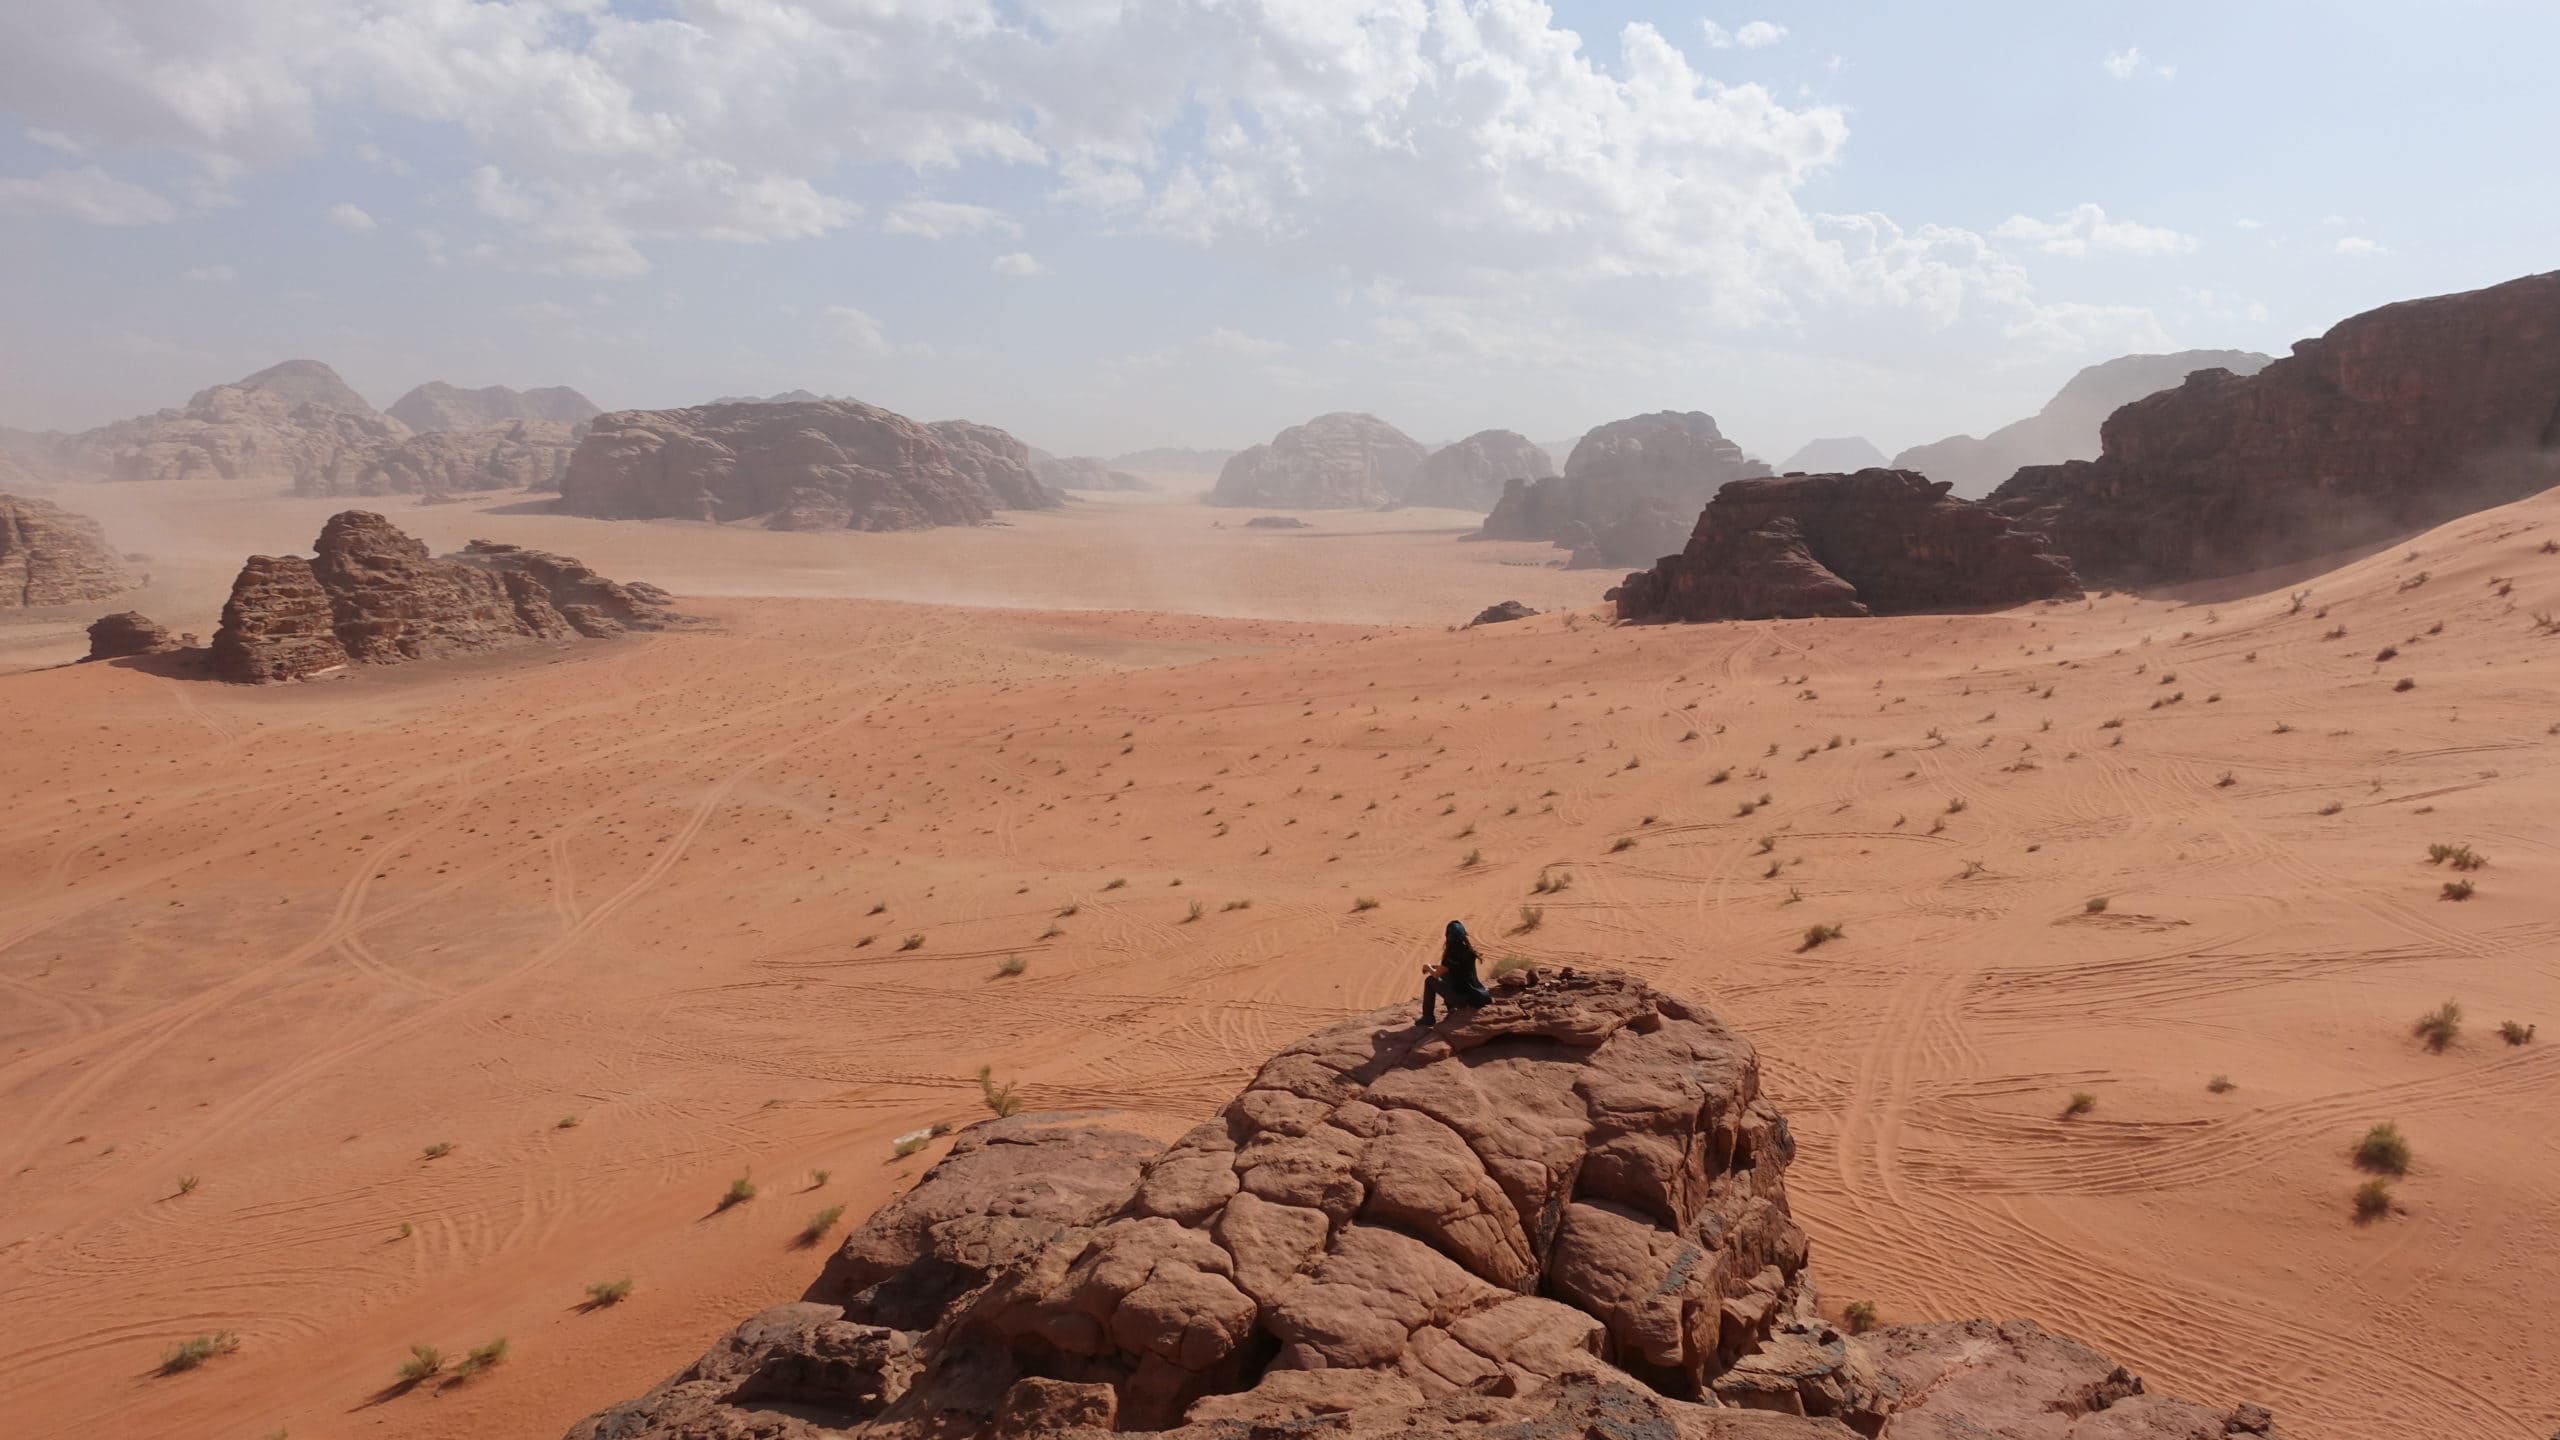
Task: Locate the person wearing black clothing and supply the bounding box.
[1418,919,1492,1025]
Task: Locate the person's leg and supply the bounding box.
[1419,974,1446,1024]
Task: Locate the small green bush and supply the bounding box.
[1352,896,1380,912]
[2413,1001,2462,1052]
[396,1344,445,1385]
[978,1065,1023,1117]
[2499,1020,2537,1045]
[584,1276,633,1307]
[450,1336,508,1382]
[1800,922,1845,951]
[995,955,1027,978]
[421,1142,452,1161]
[2353,1179,2394,1221]
[1841,1300,1877,1335]
[802,1205,846,1244]
[719,1172,757,1209]
[2084,896,2109,914]
[160,1331,240,1374]
[2354,1122,2410,1175]
[899,934,926,951]
[2062,1092,2096,1119]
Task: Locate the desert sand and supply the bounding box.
[3,482,2558,1440]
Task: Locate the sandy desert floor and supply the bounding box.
[4,484,2559,1440]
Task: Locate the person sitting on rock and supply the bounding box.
[1418,919,1492,1025]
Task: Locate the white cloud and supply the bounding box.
[2233,217,2264,230]
[2334,236,2390,258]
[818,304,889,355]
[990,251,1047,276]
[184,263,239,283]
[886,200,1020,240]
[2102,47,2143,79]
[1993,203,2198,258]
[1202,327,1288,358]
[0,166,175,225]
[25,127,84,155]
[325,201,377,232]
[1701,19,1787,49]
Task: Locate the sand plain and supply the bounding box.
[3,480,2558,1440]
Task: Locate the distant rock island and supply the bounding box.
[2,492,131,608]
[1611,469,2082,622]
[1992,270,2560,584]
[1404,428,1555,511]
[1776,436,1887,474]
[1209,412,1428,508]
[1476,410,1771,567]
[386,381,601,432]
[559,399,1058,531]
[1894,349,2273,497]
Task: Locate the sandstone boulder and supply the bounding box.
[1467,600,1539,626]
[386,381,601,432]
[1989,272,2560,584]
[1408,430,1556,511]
[1868,1320,2279,1438]
[293,419,580,497]
[83,611,177,660]
[207,512,684,683]
[1,492,131,608]
[1894,350,2272,498]
[1477,411,1770,567]
[559,401,1050,531]
[1209,413,1427,509]
[1612,470,2082,623]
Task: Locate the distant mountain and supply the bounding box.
[1108,446,1236,475]
[221,359,379,417]
[1894,349,2274,497]
[708,389,853,406]
[389,381,601,432]
[1775,436,1887,474]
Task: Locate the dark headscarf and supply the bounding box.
[1442,919,1477,968]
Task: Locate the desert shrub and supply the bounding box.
[1517,906,1544,932]
[2353,1179,2394,1221]
[2207,1075,2236,1094]
[1182,900,1205,923]
[2216,771,2237,788]
[1800,923,1845,951]
[1945,797,1967,814]
[176,1175,199,1196]
[2062,1092,2096,1118]
[1103,878,1127,891]
[1532,868,1570,894]
[1756,834,1777,854]
[802,1205,846,1244]
[451,1336,509,1381]
[2374,645,2398,662]
[1842,1300,1877,1334]
[893,1132,932,1157]
[2499,1021,2537,1045]
[556,1114,579,1129]
[1709,767,1731,784]
[2426,842,2486,871]
[899,934,925,951]
[2085,896,2109,914]
[1221,899,1251,912]
[2098,717,2123,729]
[867,902,887,915]
[421,1142,452,1161]
[1611,836,1637,852]
[2413,1001,2462,1052]
[1058,902,1081,916]
[1352,896,1380,912]
[994,955,1027,978]
[978,1065,1023,1117]
[719,1173,757,1209]
[397,1344,445,1385]
[1460,849,1482,868]
[2393,677,2417,692]
[2354,1122,2410,1175]
[810,1168,831,1187]
[2318,800,2344,815]
[160,1332,240,1374]
[2441,879,2475,901]
[2323,624,2348,640]
[585,1277,632,1307]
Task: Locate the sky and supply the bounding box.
[0,0,2552,460]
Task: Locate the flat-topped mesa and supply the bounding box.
[574,970,2282,1440]
[1208,413,1428,509]
[1989,271,2560,584]
[1,492,131,609]
[1406,429,1557,511]
[1611,469,2083,623]
[207,512,683,683]
[557,400,1054,531]
[1477,410,1771,567]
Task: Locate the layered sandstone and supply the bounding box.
[1406,429,1557,511]
[1611,470,2081,623]
[1477,412,1770,567]
[573,971,2280,1440]
[1894,349,2273,498]
[1,492,131,608]
[1989,273,2560,584]
[83,612,178,660]
[293,419,580,497]
[1208,413,1427,509]
[208,512,682,683]
[385,381,601,432]
[559,401,1053,531]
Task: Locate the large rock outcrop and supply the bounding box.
[572,971,2280,1440]
[1989,273,2560,584]
[292,419,581,497]
[1029,450,1153,493]
[386,381,601,432]
[559,401,1053,531]
[1,492,131,608]
[1406,429,1557,511]
[1894,349,2273,498]
[1612,470,2081,623]
[1208,414,1427,509]
[71,380,411,485]
[1477,412,1770,567]
[83,611,178,660]
[207,512,683,683]
[1775,438,1886,475]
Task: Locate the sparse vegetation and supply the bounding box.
[2084,896,2109,914]
[2374,645,2398,662]
[994,954,1027,978]
[1842,1300,1877,1335]
[977,1065,1023,1117]
[584,1276,633,1307]
[396,1344,446,1385]
[451,1336,509,1382]
[1799,922,1845,951]
[2318,799,2344,815]
[1517,905,1544,933]
[802,1205,846,1244]
[2354,1179,2394,1221]
[1183,900,1205,923]
[1532,868,1571,894]
[2499,1021,2537,1045]
[160,1331,241,1374]
[2441,878,2474,901]
[2413,1001,2462,1052]
[421,1142,452,1161]
[810,1168,831,1187]
[556,1114,579,1129]
[2207,1075,2236,1094]
[2062,1092,2096,1119]
[1945,797,1967,814]
[2426,842,2486,871]
[1611,836,1638,852]
[899,933,925,950]
[1103,878,1127,891]
[2393,676,2417,692]
[2354,1122,2411,1175]
[176,1174,199,1196]
[1352,895,1381,912]
[1460,849,1482,868]
[719,1172,757,1209]
[1221,899,1251,912]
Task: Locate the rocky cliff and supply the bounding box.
[1610,470,2082,623]
[1208,413,1428,509]
[1,492,131,608]
[63,379,411,485]
[1476,411,1770,567]
[386,381,601,432]
[1894,349,2273,498]
[292,419,581,497]
[558,401,1053,531]
[207,512,682,683]
[1989,273,2560,584]
[573,971,2280,1440]
[1406,429,1556,511]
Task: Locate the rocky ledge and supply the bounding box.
[1610,470,2083,623]
[208,511,686,683]
[572,971,2278,1440]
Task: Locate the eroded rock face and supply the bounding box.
[292,419,581,497]
[1209,413,1428,509]
[386,381,601,432]
[1894,350,2272,499]
[207,512,683,683]
[1611,470,2082,623]
[1031,453,1152,492]
[79,383,413,485]
[1408,430,1557,511]
[1468,600,1539,627]
[1867,1320,2279,1438]
[1,492,131,608]
[84,611,177,660]
[1477,412,1770,567]
[928,420,1059,512]
[559,401,1049,531]
[1988,273,2560,584]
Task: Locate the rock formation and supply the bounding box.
[207,512,683,683]
[1029,451,1153,492]
[1476,412,1771,567]
[21,361,410,486]
[228,358,377,414]
[292,419,581,497]
[83,611,177,660]
[1209,414,1428,509]
[1894,349,2273,498]
[1242,516,1310,530]
[1,492,131,608]
[385,381,601,432]
[1468,599,1539,626]
[1109,446,1236,476]
[1404,430,1557,511]
[573,971,2280,1440]
[1987,273,2560,584]
[1611,470,2081,623]
[558,401,1055,531]
[1775,438,1886,475]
